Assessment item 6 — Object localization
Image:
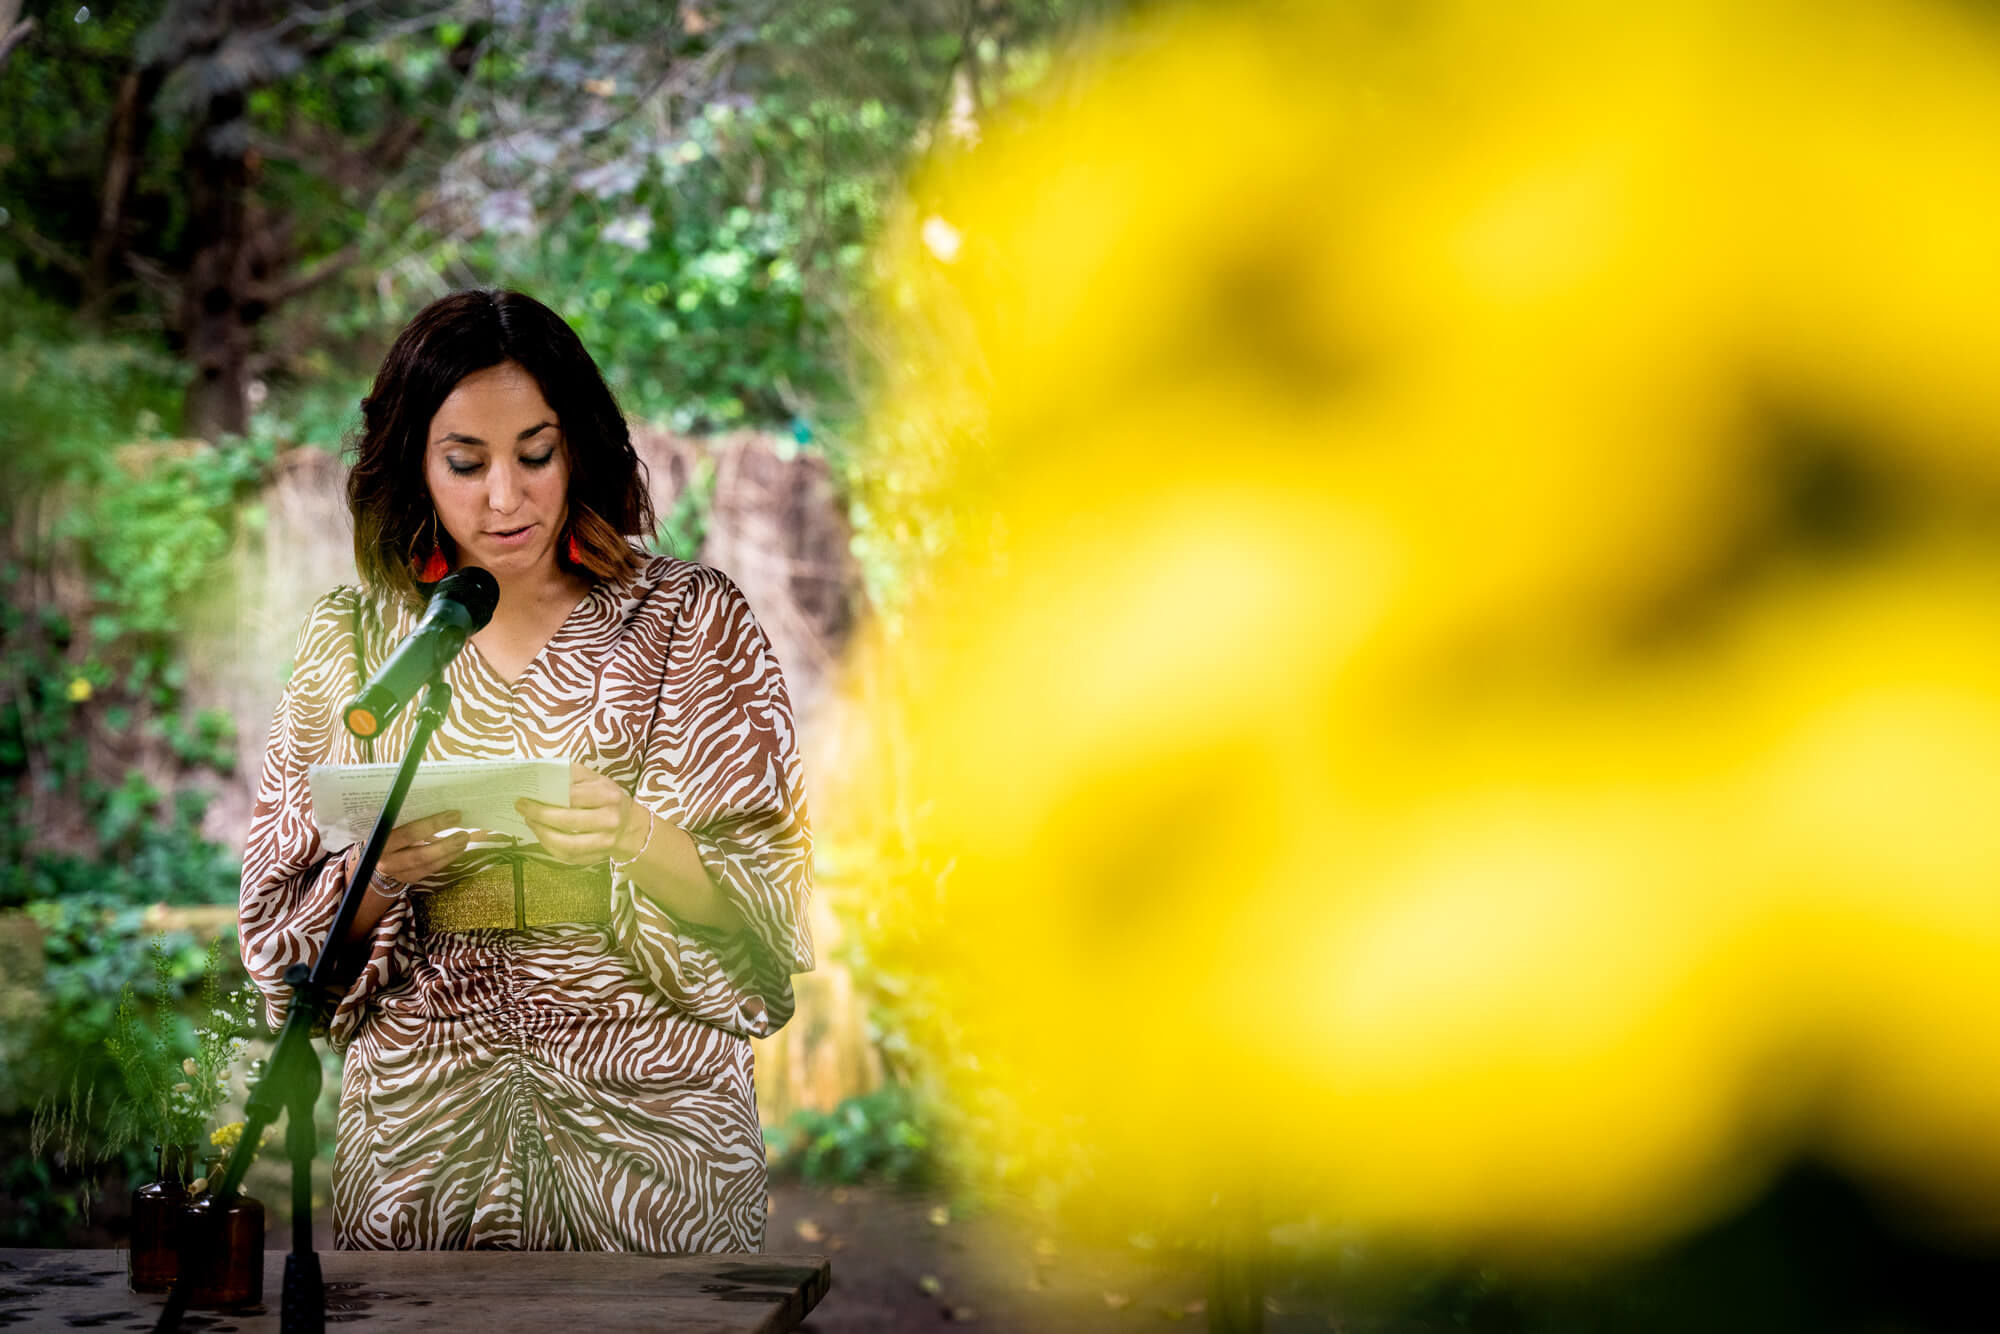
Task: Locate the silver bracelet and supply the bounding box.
[369,868,413,901]
[352,850,411,901]
[608,805,657,873]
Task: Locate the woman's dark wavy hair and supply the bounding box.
[349,289,656,609]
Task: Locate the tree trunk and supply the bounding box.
[83,64,167,324]
[180,90,255,440]
[167,3,464,438]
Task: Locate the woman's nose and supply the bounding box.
[486,462,523,514]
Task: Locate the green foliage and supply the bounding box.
[0,295,266,839]
[6,0,1122,444]
[0,292,265,1240]
[251,374,370,456]
[268,1,1112,436]
[103,939,258,1152]
[5,1088,148,1247]
[0,928,251,1244]
[463,88,897,431]
[323,6,944,432]
[0,296,272,696]
[61,436,276,644]
[4,779,238,913]
[0,302,185,486]
[5,829,243,1092]
[0,1,171,309]
[0,815,247,1241]
[652,453,717,559]
[764,1085,933,1188]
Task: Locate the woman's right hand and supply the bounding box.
[337,810,473,947]
[368,809,473,891]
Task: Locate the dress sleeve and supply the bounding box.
[238,588,414,1044]
[610,566,815,1039]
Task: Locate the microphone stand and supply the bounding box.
[156,676,455,1334]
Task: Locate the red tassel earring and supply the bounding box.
[566,528,584,565]
[413,514,450,583]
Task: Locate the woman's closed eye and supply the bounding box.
[444,450,556,475]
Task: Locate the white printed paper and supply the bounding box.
[308,757,570,845]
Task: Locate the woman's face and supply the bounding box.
[424,360,570,585]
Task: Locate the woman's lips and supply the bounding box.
[485,522,539,548]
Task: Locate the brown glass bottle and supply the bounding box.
[177,1189,266,1309]
[128,1144,194,1293]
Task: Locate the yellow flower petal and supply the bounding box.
[856,0,2000,1257]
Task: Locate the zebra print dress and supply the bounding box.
[238,555,814,1252]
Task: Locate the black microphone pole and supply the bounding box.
[155,674,458,1334]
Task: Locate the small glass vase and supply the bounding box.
[128,1144,196,1293]
[177,1188,266,1310]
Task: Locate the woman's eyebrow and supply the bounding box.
[436,421,558,446]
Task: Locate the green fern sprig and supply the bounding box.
[105,936,257,1156]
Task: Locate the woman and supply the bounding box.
[239,289,813,1252]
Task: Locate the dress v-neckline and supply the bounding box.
[463,581,600,691]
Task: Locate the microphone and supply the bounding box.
[342,567,499,738]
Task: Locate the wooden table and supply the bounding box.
[0,1248,829,1332]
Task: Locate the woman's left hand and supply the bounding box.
[515,762,644,866]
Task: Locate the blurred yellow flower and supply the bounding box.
[210,1121,244,1151]
[65,677,91,702]
[852,0,2000,1254]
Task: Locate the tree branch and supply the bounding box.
[5,219,86,277]
[575,26,751,145]
[0,16,32,74]
[0,0,28,72]
[320,2,467,49]
[253,241,359,306]
[85,64,169,322]
[121,251,181,302]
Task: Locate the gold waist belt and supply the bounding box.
[414,856,613,935]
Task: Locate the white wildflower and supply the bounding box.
[477,190,537,239]
[601,212,654,252]
[575,158,645,201]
